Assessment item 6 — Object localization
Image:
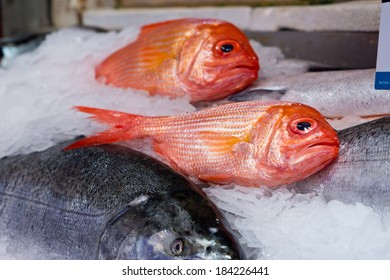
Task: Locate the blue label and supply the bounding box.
[375,72,390,89]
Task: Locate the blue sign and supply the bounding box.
[375,1,390,89]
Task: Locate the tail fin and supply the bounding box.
[64,106,145,150]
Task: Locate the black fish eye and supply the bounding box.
[296,122,312,131]
[171,238,185,256]
[221,44,234,53]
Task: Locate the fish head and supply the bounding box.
[177,19,259,102]
[254,102,339,186]
[98,191,245,260]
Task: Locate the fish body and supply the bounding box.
[229,69,390,118]
[67,101,339,187]
[96,18,259,102]
[0,140,244,259]
[289,117,390,211]
[0,33,47,68]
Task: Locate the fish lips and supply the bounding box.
[287,138,339,181]
[228,63,259,77]
[218,63,259,88]
[300,137,339,160]
[191,64,259,101]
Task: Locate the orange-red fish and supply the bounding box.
[66,101,339,187]
[96,18,259,102]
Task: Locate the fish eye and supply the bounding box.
[297,122,311,131]
[289,118,317,135]
[214,40,240,56]
[171,238,185,256]
[221,44,234,53]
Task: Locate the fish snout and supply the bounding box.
[234,52,260,71]
[306,128,340,160]
[232,62,259,72]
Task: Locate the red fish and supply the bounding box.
[96,18,259,102]
[66,101,339,187]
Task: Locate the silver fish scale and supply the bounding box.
[338,118,390,163]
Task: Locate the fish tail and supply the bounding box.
[64,106,147,150]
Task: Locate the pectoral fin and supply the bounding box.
[196,131,242,152]
[198,174,234,185]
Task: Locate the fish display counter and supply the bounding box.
[0,1,390,260]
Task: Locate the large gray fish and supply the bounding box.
[0,140,245,260]
[288,117,390,212]
[230,69,390,118]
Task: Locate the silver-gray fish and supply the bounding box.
[230,69,390,118]
[288,117,390,212]
[0,33,47,68]
[0,140,245,260]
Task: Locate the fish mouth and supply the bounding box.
[307,140,339,149]
[231,63,259,71]
[281,138,339,185]
[221,64,259,81]
[305,139,339,158]
[291,137,339,165]
[205,64,258,98]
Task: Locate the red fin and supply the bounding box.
[95,19,188,90]
[64,129,124,150]
[74,106,142,127]
[198,174,234,185]
[139,20,175,35]
[152,141,167,157]
[142,19,181,28]
[139,18,191,36]
[197,131,242,153]
[64,106,146,150]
